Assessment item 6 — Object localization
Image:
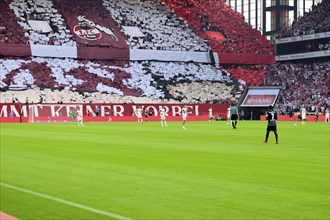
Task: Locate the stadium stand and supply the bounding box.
[160,0,274,87]
[1,0,328,116]
[162,0,274,57]
[272,0,330,114]
[265,61,330,113]
[276,0,330,38]
[221,64,269,87]
[8,0,74,46]
[0,57,235,103]
[0,0,28,44]
[103,0,209,52]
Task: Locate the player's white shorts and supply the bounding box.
[182,114,187,121]
[77,116,82,122]
[137,114,142,119]
[160,115,166,121]
[302,114,307,120]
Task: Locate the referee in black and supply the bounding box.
[263,105,279,144]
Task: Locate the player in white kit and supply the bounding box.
[182,105,188,129]
[76,110,84,126]
[300,105,307,125]
[159,105,168,127]
[325,108,329,123]
[208,107,213,123]
[226,105,231,125]
[136,106,143,123]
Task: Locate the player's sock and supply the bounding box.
[274,132,278,143]
[265,131,270,142]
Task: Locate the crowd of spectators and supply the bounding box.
[0,57,237,103]
[265,61,330,113]
[1,0,274,56]
[163,0,274,55]
[0,0,28,44]
[222,64,269,87]
[167,81,235,104]
[103,0,209,51]
[276,38,329,55]
[277,0,330,39]
[7,0,75,46]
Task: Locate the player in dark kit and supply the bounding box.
[263,105,279,144]
[230,104,239,129]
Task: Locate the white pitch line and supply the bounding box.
[0,182,132,220]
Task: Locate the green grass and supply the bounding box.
[0,121,329,220]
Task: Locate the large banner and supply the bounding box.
[0,103,229,119]
[59,0,127,49]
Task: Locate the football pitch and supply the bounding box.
[0,121,329,220]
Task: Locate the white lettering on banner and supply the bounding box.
[0,105,8,117]
[0,104,229,118]
[145,106,158,116]
[131,105,145,115]
[2,105,20,117]
[10,105,20,117]
[194,105,199,116]
[21,105,28,117]
[162,105,170,116]
[33,105,41,117]
[11,106,20,117]
[50,105,64,117]
[101,106,111,116]
[113,105,124,116]
[172,106,181,116]
[86,105,96,116]
[186,106,194,115]
[66,105,81,116]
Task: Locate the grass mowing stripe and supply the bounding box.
[0,182,132,220]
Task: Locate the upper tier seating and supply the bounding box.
[163,0,274,55]
[277,0,330,38]
[0,0,28,44]
[9,0,75,46]
[103,0,209,51]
